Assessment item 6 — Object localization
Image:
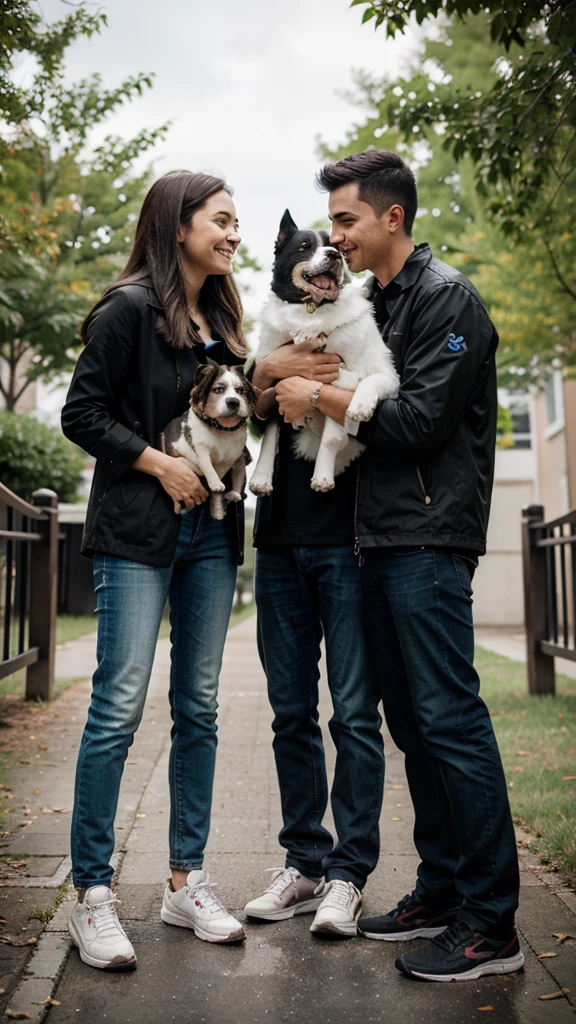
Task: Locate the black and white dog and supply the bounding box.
[250,210,399,495]
[162,364,256,520]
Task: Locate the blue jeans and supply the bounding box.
[71,505,238,889]
[255,546,384,889]
[360,548,519,935]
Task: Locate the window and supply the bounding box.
[545,370,565,439]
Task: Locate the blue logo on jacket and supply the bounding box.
[447,333,467,352]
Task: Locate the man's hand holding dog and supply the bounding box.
[252,339,341,391]
[276,377,353,427]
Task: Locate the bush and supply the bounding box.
[0,412,84,503]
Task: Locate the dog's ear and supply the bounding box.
[241,374,258,413]
[191,363,220,411]
[275,209,298,253]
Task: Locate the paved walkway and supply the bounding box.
[1,618,575,1023]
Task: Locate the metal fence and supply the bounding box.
[522,503,576,695]
[0,483,58,701]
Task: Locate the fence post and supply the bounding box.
[522,503,555,696]
[26,489,58,701]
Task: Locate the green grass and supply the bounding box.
[476,646,576,884]
[56,615,97,645]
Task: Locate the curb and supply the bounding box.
[4,900,74,1023]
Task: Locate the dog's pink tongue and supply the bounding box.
[309,274,338,296]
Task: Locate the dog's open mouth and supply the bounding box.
[302,271,340,302]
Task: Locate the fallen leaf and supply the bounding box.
[563,776,576,781]
[41,807,54,814]
[391,817,401,821]
[41,997,61,1006]
[477,1007,493,1012]
[18,760,31,765]
[539,989,570,1001]
[0,935,37,947]
[390,785,403,790]
[516,750,528,756]
[33,789,40,796]
[37,744,48,751]
[514,766,523,773]
[8,861,27,869]
[560,726,568,733]
[50,807,67,814]
[537,952,557,959]
[135,813,146,819]
[517,839,532,848]
[5,1011,32,1020]
[127,760,138,765]
[554,933,574,943]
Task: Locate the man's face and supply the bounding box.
[328,183,394,273]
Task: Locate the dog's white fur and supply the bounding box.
[171,368,251,520]
[250,280,400,494]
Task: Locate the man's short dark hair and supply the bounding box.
[316,150,417,236]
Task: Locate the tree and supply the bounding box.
[0,1,169,410]
[350,0,576,311]
[321,8,576,375]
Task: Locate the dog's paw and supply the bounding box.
[292,331,315,346]
[311,475,335,492]
[250,479,273,496]
[224,490,242,502]
[211,482,226,493]
[347,393,378,422]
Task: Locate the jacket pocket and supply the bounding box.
[415,462,431,506]
[119,470,148,510]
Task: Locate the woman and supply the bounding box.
[61,171,248,971]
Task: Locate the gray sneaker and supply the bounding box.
[244,867,324,921]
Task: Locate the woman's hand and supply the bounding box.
[252,340,341,390]
[132,448,209,511]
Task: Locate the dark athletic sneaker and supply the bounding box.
[395,920,525,982]
[358,892,460,941]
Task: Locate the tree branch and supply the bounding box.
[543,238,576,303]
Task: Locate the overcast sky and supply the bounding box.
[38,0,418,309]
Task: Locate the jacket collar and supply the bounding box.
[366,242,432,299]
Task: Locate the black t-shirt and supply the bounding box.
[252,420,358,547]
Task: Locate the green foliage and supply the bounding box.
[350,1,576,279]
[0,1,170,410]
[0,411,84,501]
[324,11,576,376]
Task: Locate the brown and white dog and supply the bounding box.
[161,364,256,520]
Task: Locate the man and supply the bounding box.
[275,149,522,982]
[243,284,385,937]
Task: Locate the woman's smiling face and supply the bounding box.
[178,189,241,277]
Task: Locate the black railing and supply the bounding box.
[522,503,576,695]
[0,484,58,701]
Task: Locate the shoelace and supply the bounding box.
[84,895,123,940]
[263,867,300,896]
[321,880,360,909]
[392,892,415,918]
[431,920,475,952]
[186,874,230,918]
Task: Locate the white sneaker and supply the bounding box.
[310,880,363,937]
[68,886,136,971]
[244,867,324,921]
[161,870,245,943]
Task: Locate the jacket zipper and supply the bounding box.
[169,353,181,420]
[416,463,431,506]
[353,464,363,566]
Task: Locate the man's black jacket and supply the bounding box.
[355,243,498,555]
[61,280,243,567]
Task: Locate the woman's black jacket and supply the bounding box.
[61,280,244,567]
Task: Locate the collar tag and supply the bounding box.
[305,301,317,314]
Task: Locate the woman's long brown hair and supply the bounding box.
[81,171,246,357]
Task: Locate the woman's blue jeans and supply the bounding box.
[71,505,238,889]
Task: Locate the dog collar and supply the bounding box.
[199,414,246,432]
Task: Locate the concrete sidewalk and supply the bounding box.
[1,617,575,1023]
